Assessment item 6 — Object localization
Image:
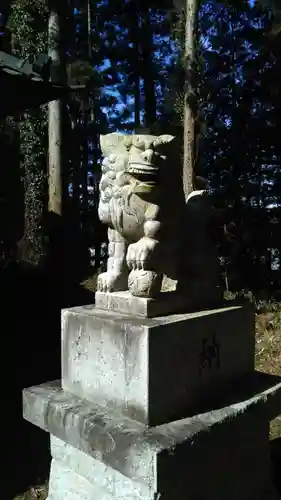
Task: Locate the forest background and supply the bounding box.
[1,0,281,298]
[1,1,281,498]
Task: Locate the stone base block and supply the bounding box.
[47,436,153,500]
[95,290,222,318]
[47,434,279,500]
[62,304,255,425]
[22,379,281,500]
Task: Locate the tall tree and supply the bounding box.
[140,6,157,127]
[183,0,200,197]
[7,0,49,266]
[48,0,68,217]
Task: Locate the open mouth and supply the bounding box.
[127,162,158,176]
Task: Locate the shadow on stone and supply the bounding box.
[186,371,281,419]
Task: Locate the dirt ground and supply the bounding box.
[256,311,281,439]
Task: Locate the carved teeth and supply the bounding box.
[127,163,158,175]
[128,168,149,175]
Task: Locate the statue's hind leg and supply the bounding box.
[97,229,129,292]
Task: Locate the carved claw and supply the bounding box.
[97,272,128,293]
[126,237,158,271]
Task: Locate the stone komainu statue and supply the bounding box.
[98,133,222,303]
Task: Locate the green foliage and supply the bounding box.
[8,0,48,59]
[7,0,49,265]
[0,116,22,265]
[17,108,48,265]
[2,0,281,291]
[257,0,281,35]
[161,1,281,293]
[67,60,93,86]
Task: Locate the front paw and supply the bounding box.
[97,272,128,292]
[126,237,158,270]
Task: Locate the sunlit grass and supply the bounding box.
[14,483,48,500]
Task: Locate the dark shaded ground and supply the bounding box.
[272,437,281,495]
[0,261,95,499]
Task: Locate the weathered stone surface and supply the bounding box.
[97,133,183,299]
[61,304,255,425]
[48,436,153,500]
[46,433,277,500]
[97,133,222,301]
[95,290,211,318]
[23,379,281,500]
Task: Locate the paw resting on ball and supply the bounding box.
[126,237,158,270]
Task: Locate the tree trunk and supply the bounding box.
[183,0,199,199]
[81,112,89,214]
[141,9,157,128]
[48,3,67,216]
[71,114,81,208]
[130,1,141,129]
[81,0,94,215]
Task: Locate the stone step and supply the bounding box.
[23,376,281,500]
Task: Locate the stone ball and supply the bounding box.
[128,269,162,298]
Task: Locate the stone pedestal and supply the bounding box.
[62,301,254,425]
[22,293,281,500]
